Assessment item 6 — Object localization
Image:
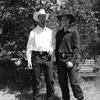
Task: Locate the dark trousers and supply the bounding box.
[57,59,84,100]
[31,51,54,100]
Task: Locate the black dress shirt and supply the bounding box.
[55,27,80,63]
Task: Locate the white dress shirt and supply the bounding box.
[26,26,54,64]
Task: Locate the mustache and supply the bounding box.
[41,21,45,24]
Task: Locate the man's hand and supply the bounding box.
[28,63,32,69]
[48,51,56,62]
[67,61,73,68]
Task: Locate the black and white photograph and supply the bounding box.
[0,0,100,100]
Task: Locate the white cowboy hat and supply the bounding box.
[33,9,49,22]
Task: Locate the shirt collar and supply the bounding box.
[60,27,74,33]
[37,25,47,30]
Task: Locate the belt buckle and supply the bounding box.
[40,51,43,55]
[40,51,47,56]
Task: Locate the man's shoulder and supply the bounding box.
[68,26,77,32]
[30,26,38,34]
[45,26,53,33]
[56,29,63,35]
[31,26,38,32]
[68,26,79,36]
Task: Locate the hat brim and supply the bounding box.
[33,12,49,22]
[57,14,75,23]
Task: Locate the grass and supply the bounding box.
[0,77,100,100]
[0,59,100,100]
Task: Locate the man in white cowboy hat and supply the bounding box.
[26,9,54,100]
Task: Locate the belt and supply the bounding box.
[57,52,73,59]
[32,51,49,56]
[32,51,51,61]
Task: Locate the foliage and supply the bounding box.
[0,0,99,59]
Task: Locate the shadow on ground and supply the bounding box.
[16,93,61,100]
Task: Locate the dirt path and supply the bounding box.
[0,78,100,100]
[55,79,100,100]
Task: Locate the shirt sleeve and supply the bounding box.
[55,31,60,56]
[26,31,34,64]
[51,30,56,53]
[71,30,80,64]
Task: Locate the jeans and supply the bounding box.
[31,51,54,100]
[57,59,84,100]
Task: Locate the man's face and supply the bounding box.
[61,16,70,28]
[38,14,46,28]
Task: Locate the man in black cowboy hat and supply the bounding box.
[55,13,84,100]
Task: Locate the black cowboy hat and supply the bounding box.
[57,14,76,24]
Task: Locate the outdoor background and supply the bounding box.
[0,0,100,100]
